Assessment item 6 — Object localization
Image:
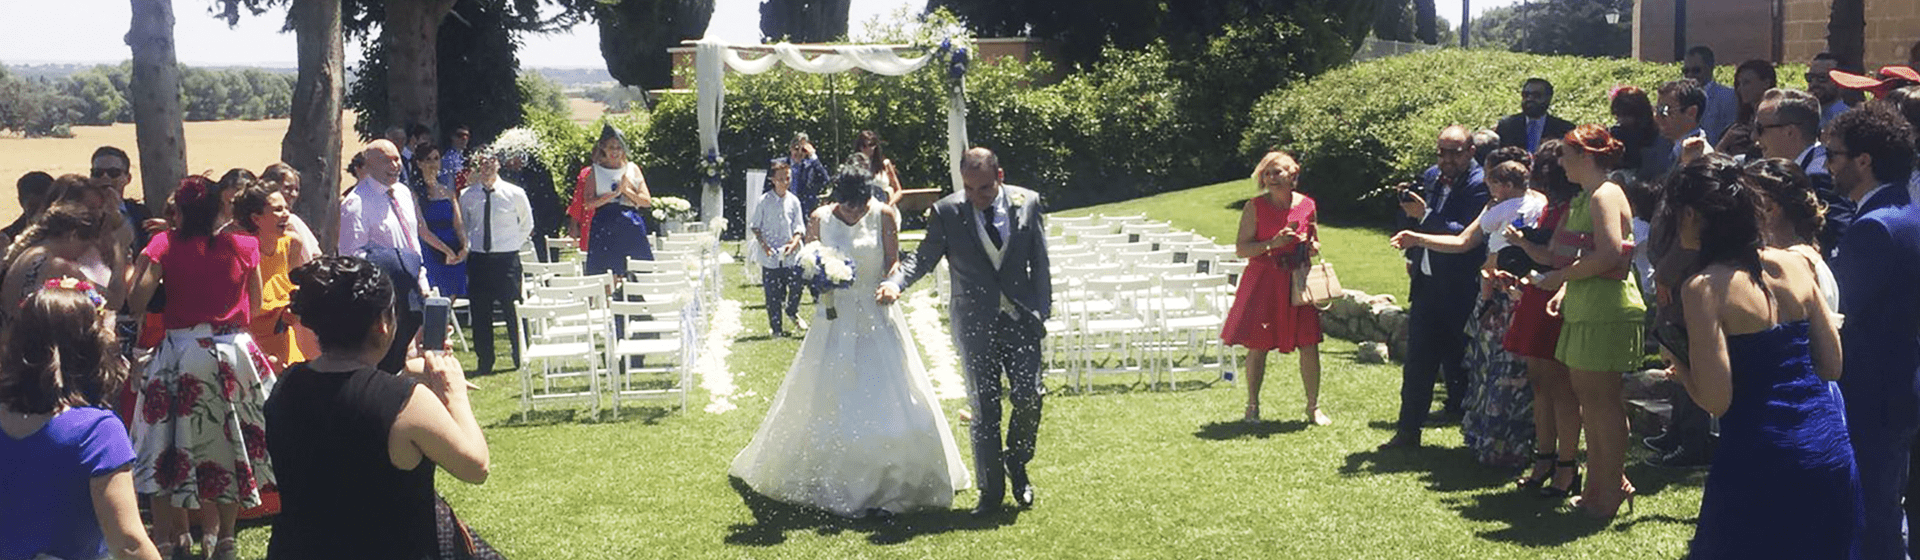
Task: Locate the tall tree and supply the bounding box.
[1414,0,1437,44]
[1827,0,1864,71]
[281,0,346,246]
[760,0,852,43]
[381,0,460,133]
[598,0,716,88]
[129,0,188,213]
[1373,0,1414,42]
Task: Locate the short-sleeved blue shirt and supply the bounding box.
[0,406,137,560]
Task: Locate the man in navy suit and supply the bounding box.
[1381,125,1491,449]
[1495,78,1576,153]
[1755,88,1853,260]
[1827,104,1920,560]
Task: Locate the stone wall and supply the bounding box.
[1319,289,1410,363]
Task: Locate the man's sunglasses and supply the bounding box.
[90,167,126,180]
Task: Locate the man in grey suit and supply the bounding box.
[879,147,1051,516]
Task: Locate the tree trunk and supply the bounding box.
[1415,0,1437,44]
[127,0,187,214]
[384,0,457,136]
[285,0,346,249]
[1826,0,1865,70]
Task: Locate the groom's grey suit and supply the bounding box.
[886,184,1051,507]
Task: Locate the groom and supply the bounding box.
[880,147,1051,516]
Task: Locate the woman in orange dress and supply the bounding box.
[1220,151,1329,426]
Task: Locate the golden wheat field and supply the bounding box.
[0,97,608,224]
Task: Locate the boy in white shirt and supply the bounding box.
[751,162,806,336]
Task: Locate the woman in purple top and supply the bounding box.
[0,278,159,560]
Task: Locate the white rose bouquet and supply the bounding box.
[797,242,857,319]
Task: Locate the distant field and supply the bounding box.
[0,98,611,225]
[0,113,365,222]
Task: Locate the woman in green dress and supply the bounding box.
[1534,124,1646,519]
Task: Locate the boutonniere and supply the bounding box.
[1010,192,1028,208]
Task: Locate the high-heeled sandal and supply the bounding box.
[1514,451,1557,489]
[1243,403,1260,423]
[1540,459,1582,498]
[209,536,239,560]
[1306,405,1332,426]
[1570,483,1636,519]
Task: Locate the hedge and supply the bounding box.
[1240,49,1804,223]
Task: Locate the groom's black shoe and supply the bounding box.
[970,500,1004,517]
[1006,458,1035,508]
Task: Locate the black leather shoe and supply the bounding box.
[1377,433,1422,450]
[1426,408,1463,426]
[970,500,1004,517]
[1007,459,1035,508]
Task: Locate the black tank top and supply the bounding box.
[265,363,435,560]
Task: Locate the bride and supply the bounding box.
[729,171,970,517]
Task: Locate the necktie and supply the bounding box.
[983,206,1003,249]
[385,188,414,242]
[483,187,494,253]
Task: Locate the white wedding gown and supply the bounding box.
[728,204,971,517]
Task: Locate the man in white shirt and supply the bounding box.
[1684,46,1739,146]
[459,150,535,373]
[339,139,430,372]
[751,161,806,337]
[1654,79,1713,176]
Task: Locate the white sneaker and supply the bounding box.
[791,316,808,331]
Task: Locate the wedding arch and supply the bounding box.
[686,39,971,222]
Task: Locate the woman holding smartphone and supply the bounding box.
[1221,151,1329,426]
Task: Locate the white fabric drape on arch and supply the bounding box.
[692,39,969,222]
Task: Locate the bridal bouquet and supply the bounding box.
[651,196,695,222]
[797,242,856,319]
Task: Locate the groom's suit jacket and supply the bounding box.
[889,185,1052,336]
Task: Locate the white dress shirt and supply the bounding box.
[1796,143,1829,177]
[750,189,804,268]
[338,176,429,293]
[460,179,535,254]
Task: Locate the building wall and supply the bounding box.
[1641,0,1920,69]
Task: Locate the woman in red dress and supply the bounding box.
[1221,151,1329,425]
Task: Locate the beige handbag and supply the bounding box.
[1291,259,1342,309]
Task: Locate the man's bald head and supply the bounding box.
[363,140,403,186]
[1437,125,1474,178]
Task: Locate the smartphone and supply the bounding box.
[422,297,451,353]
[1398,187,1419,203]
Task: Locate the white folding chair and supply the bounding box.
[1076,275,1155,391]
[606,299,692,412]
[516,301,603,419]
[1153,273,1236,389]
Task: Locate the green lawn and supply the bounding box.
[228,180,1703,558]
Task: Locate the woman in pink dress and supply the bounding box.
[1221,151,1329,425]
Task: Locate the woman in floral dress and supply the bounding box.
[127,175,276,560]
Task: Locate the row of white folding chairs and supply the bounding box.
[1043,268,1240,392]
[515,271,698,418]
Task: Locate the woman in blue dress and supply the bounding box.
[412,142,468,296]
[568,124,653,276]
[1664,155,1859,558]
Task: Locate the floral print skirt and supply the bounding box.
[1461,292,1536,468]
[132,324,277,509]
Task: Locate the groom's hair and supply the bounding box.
[961,148,999,172]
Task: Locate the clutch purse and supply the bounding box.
[1652,321,1690,368]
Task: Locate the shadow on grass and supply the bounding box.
[724,477,1014,547]
[1193,419,1309,440]
[487,404,676,428]
[1340,444,1510,493]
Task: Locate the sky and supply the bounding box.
[0,0,1521,69]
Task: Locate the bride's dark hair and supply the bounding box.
[831,165,873,205]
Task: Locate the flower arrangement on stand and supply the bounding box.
[927,37,972,85]
[797,242,857,320]
[652,196,695,233]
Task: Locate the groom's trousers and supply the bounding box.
[958,309,1045,500]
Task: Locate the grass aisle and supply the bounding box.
[227,181,1704,558]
